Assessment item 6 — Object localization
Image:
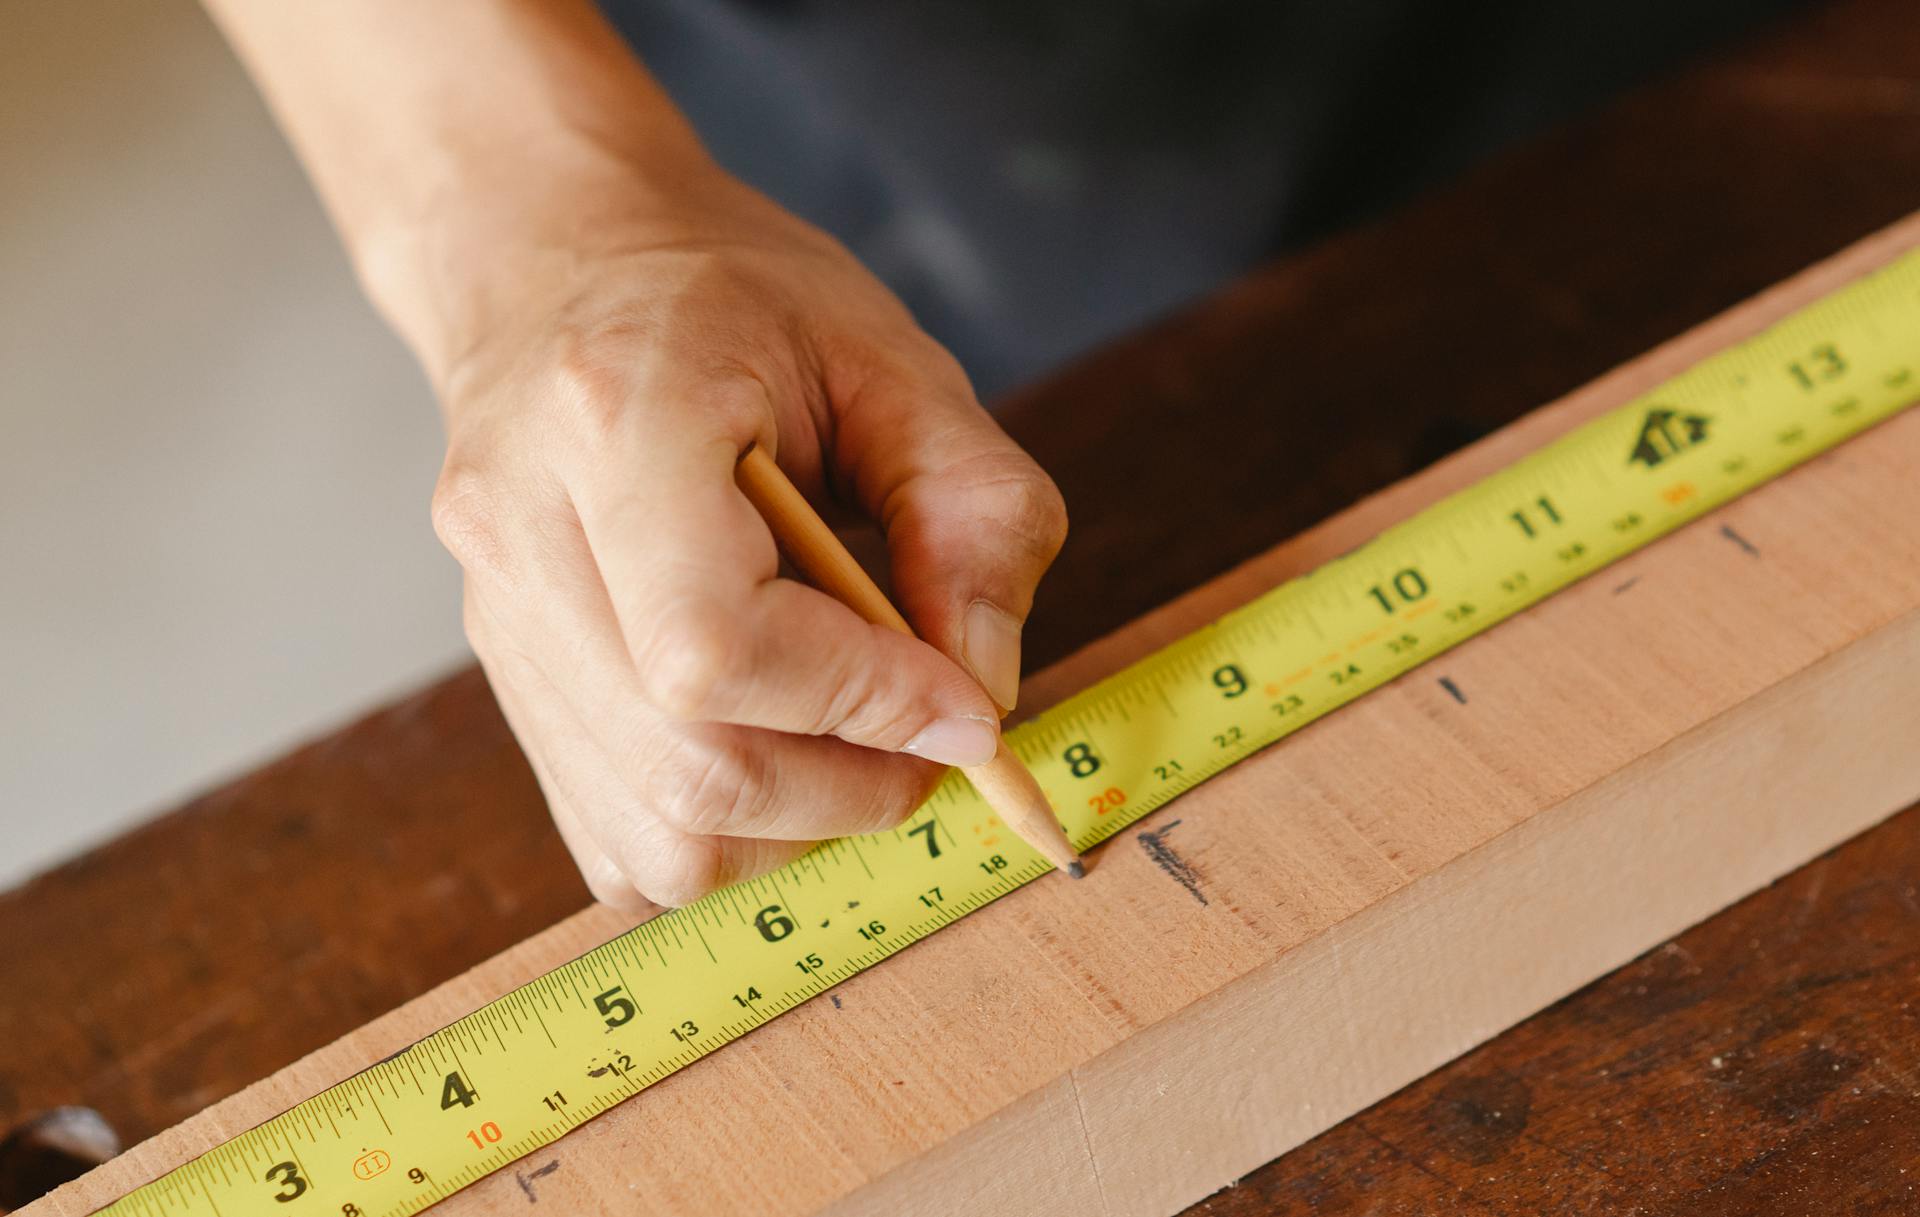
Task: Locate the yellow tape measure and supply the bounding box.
[103,249,1920,1216]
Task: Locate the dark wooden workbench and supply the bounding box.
[6,0,1919,1209]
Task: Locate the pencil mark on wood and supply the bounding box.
[1720,524,1761,557]
[1137,820,1206,906]
[515,1159,559,1203]
[1613,576,1641,595]
[830,995,842,1010]
[1437,676,1467,704]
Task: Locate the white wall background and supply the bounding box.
[1,0,471,887]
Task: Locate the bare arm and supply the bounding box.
[203,0,1068,911]
[203,0,704,378]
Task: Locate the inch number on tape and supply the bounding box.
[99,246,1920,1216]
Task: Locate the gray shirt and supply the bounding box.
[602,0,1806,394]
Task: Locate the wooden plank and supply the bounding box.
[31,213,1920,1217]
[9,7,1920,1207]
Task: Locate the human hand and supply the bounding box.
[425,157,1068,912]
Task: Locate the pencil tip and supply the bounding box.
[1067,860,1086,880]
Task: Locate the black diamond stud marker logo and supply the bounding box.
[1629,407,1711,468]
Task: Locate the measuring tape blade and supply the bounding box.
[98,247,1920,1216]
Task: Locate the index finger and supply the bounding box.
[564,374,1001,756]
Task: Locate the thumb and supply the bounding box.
[838,359,1069,714]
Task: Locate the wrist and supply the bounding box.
[351,118,717,388]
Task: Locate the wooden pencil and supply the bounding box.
[734,444,1083,876]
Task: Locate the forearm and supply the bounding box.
[202,0,711,379]
[208,2,1065,914]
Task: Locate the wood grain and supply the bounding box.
[28,209,1920,1216]
[6,3,1920,1212]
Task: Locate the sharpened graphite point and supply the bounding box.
[1067,860,1086,880]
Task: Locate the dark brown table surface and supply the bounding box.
[7,0,1920,1211]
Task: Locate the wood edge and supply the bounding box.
[34,209,1920,1215]
[1017,211,1920,713]
[22,906,639,1214]
[834,605,1920,1217]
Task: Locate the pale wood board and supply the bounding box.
[34,214,1920,1217]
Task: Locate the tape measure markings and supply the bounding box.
[96,248,1920,1216]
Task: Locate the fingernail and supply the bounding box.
[901,715,1000,767]
[964,599,1023,713]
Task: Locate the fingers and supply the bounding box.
[471,584,940,906]
[576,785,815,909]
[476,629,656,916]
[560,371,1003,757]
[632,580,1002,763]
[553,778,660,918]
[479,615,816,906]
[454,480,956,842]
[830,345,1068,712]
[632,719,943,840]
[435,329,1040,911]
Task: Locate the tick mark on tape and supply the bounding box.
[1138,820,1207,906]
[516,1159,560,1203]
[1437,676,1467,705]
[1719,524,1761,557]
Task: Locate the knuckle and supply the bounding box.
[550,325,643,444]
[916,339,978,398]
[651,739,772,837]
[632,603,744,720]
[545,288,771,450]
[965,454,1070,562]
[1005,468,1069,558]
[430,460,511,573]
